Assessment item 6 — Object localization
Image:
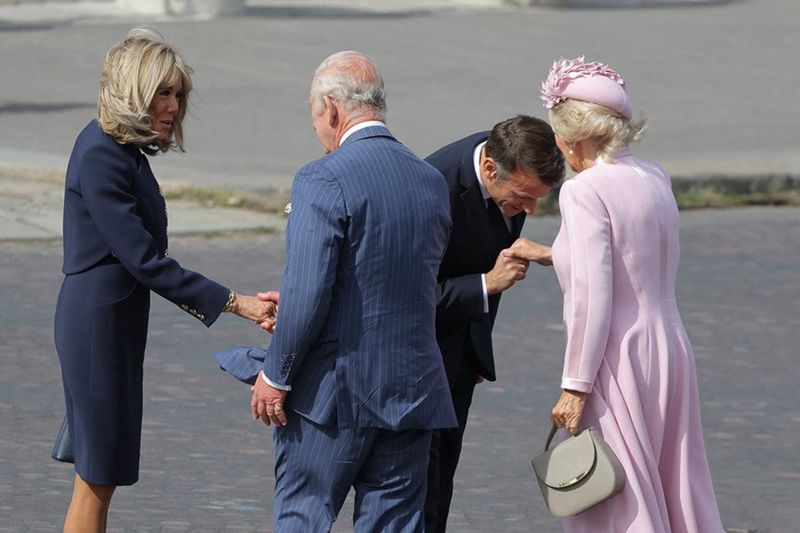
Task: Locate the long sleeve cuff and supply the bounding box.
[261,370,292,391]
[560,377,594,394]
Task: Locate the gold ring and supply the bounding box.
[273,404,284,413]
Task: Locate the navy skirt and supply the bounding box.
[54,259,150,486]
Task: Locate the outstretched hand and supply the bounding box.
[506,238,553,266]
[256,291,280,333]
[231,293,277,326]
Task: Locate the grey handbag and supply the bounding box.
[531,424,625,518]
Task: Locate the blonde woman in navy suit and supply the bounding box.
[55,28,275,532]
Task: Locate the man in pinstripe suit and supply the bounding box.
[249,51,457,532]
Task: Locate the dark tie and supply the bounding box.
[486,199,510,244]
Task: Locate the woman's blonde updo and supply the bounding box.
[548,99,647,163]
[98,27,193,155]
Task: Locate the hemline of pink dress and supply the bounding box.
[550,150,724,532]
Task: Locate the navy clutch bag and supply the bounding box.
[214,346,267,385]
[51,415,74,463]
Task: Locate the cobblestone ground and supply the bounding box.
[1,206,798,532]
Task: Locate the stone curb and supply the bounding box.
[0,172,286,242]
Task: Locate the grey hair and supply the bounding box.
[310,51,386,120]
[548,99,647,163]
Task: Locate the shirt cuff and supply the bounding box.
[260,370,292,391]
[480,274,489,314]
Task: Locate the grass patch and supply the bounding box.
[165,227,279,239]
[0,166,65,183]
[671,175,800,210]
[2,164,797,217]
[533,174,800,216]
[166,175,800,217]
[674,189,800,209]
[160,183,291,214]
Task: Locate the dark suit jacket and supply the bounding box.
[262,124,457,431]
[426,132,525,384]
[61,120,229,325]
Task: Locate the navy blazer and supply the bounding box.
[263,125,457,431]
[425,132,525,383]
[62,121,229,325]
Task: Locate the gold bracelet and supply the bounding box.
[222,291,237,313]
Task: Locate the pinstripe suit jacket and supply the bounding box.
[263,124,457,431]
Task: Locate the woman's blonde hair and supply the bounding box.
[548,99,647,162]
[98,27,192,155]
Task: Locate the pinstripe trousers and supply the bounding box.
[272,410,432,533]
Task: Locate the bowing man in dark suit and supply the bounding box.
[54,28,275,533]
[249,51,456,532]
[424,115,565,532]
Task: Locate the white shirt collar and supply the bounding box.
[339,120,386,147]
[474,141,510,229]
[473,141,491,201]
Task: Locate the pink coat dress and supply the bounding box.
[551,150,724,532]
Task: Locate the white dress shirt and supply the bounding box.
[473,141,513,313]
[473,142,491,314]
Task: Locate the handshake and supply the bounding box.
[485,238,552,295]
[228,291,280,333]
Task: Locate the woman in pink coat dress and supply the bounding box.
[536,57,724,532]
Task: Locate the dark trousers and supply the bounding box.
[424,362,478,533]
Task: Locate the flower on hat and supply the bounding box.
[540,55,626,109]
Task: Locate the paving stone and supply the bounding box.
[1,207,797,531]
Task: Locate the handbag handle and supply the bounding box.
[544,423,572,452]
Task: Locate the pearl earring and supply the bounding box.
[568,147,574,155]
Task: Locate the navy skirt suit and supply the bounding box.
[55,121,230,486]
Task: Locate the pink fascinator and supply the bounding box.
[540,56,632,119]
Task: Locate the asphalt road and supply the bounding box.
[1,2,798,531]
[1,206,798,532]
[1,0,799,191]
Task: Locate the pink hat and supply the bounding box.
[540,56,632,120]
